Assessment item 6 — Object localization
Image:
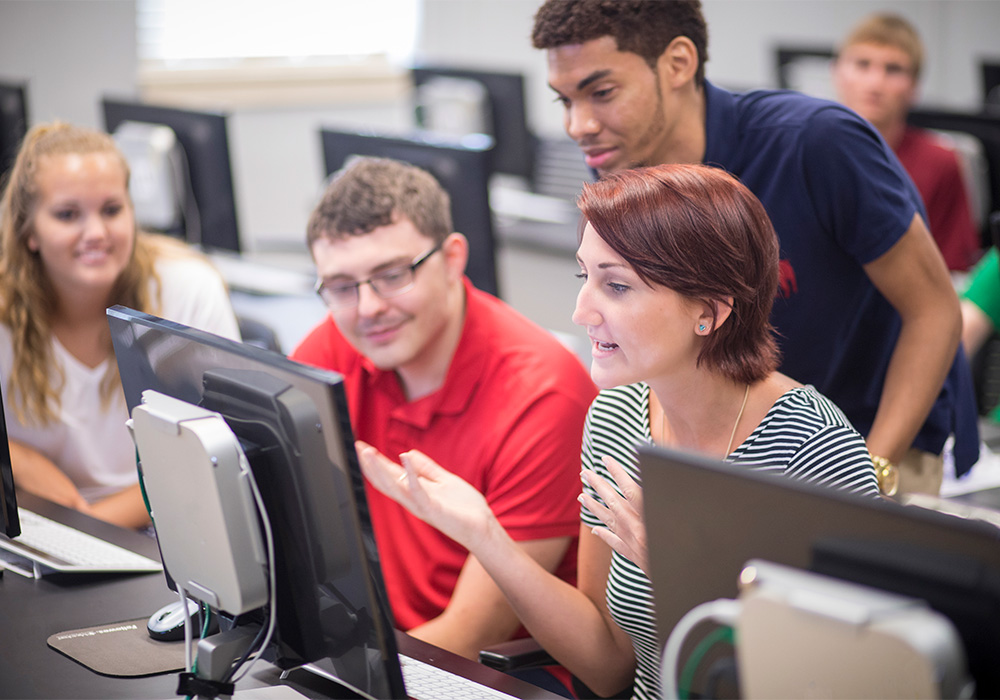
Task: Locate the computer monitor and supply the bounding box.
[641,445,1000,699]
[0,378,20,538]
[320,128,499,297]
[108,305,405,698]
[0,80,29,185]
[102,98,241,253]
[412,66,536,183]
[983,61,1000,107]
[906,107,1000,248]
[773,45,836,100]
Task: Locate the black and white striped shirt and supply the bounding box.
[580,383,878,700]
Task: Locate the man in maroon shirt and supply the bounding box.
[833,12,981,271]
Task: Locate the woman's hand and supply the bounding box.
[579,455,649,575]
[356,440,499,553]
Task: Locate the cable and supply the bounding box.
[177,585,194,675]
[660,598,741,700]
[678,625,734,699]
[224,464,277,684]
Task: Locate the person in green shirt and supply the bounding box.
[961,247,1000,420]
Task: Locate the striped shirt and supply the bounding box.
[580,383,879,700]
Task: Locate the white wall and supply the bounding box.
[417,0,1000,138]
[228,102,413,253]
[702,0,1000,107]
[3,0,999,250]
[0,0,136,128]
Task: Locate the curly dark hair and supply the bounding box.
[532,0,708,85]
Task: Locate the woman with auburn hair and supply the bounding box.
[0,121,240,529]
[359,164,877,700]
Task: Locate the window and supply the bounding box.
[136,0,420,106]
[138,0,419,66]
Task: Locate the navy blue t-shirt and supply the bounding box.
[702,81,978,473]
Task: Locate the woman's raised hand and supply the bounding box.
[580,455,649,575]
[356,440,499,552]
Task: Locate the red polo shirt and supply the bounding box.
[291,278,596,630]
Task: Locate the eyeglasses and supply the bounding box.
[315,242,443,310]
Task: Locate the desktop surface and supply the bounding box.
[0,492,178,699]
[0,493,562,699]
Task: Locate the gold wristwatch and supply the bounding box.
[870,454,899,497]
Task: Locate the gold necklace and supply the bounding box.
[725,384,751,457]
[659,383,751,458]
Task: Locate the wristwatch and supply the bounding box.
[870,454,899,497]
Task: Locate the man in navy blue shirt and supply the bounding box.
[532,0,978,495]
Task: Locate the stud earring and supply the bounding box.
[698,324,707,332]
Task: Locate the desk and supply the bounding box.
[0,494,561,699]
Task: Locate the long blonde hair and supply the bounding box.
[0,121,166,425]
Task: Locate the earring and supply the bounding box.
[698,324,707,332]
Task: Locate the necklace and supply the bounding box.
[725,384,751,457]
[659,383,751,458]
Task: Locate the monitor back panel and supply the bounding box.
[320,128,499,298]
[102,98,241,253]
[640,445,1000,649]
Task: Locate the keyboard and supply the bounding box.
[0,508,162,578]
[399,654,520,700]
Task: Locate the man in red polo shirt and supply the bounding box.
[290,157,596,661]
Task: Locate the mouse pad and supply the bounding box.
[47,617,185,677]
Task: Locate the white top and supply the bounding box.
[0,254,241,502]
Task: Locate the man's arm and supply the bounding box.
[359,446,638,696]
[409,383,592,659]
[407,536,571,659]
[863,213,961,464]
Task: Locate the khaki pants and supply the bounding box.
[895,447,944,496]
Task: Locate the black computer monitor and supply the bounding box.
[0,80,29,185]
[641,445,1000,699]
[906,107,1000,248]
[319,128,499,297]
[412,66,537,183]
[101,98,241,253]
[108,306,405,698]
[0,378,20,538]
[773,45,835,95]
[983,61,1000,107]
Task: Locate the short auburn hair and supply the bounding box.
[838,13,923,80]
[532,0,709,86]
[307,157,452,248]
[577,164,780,384]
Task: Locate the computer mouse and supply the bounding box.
[147,598,216,642]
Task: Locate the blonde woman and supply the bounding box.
[0,121,240,528]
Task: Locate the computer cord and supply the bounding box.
[222,464,276,685]
[660,598,741,700]
[175,462,277,693]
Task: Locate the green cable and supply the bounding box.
[677,625,735,700]
[136,449,154,521]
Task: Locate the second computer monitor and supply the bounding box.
[109,306,405,698]
[0,80,29,184]
[319,128,499,298]
[906,107,1000,247]
[102,98,241,253]
[641,444,1000,699]
[0,377,19,538]
[412,66,536,183]
[983,60,1000,107]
